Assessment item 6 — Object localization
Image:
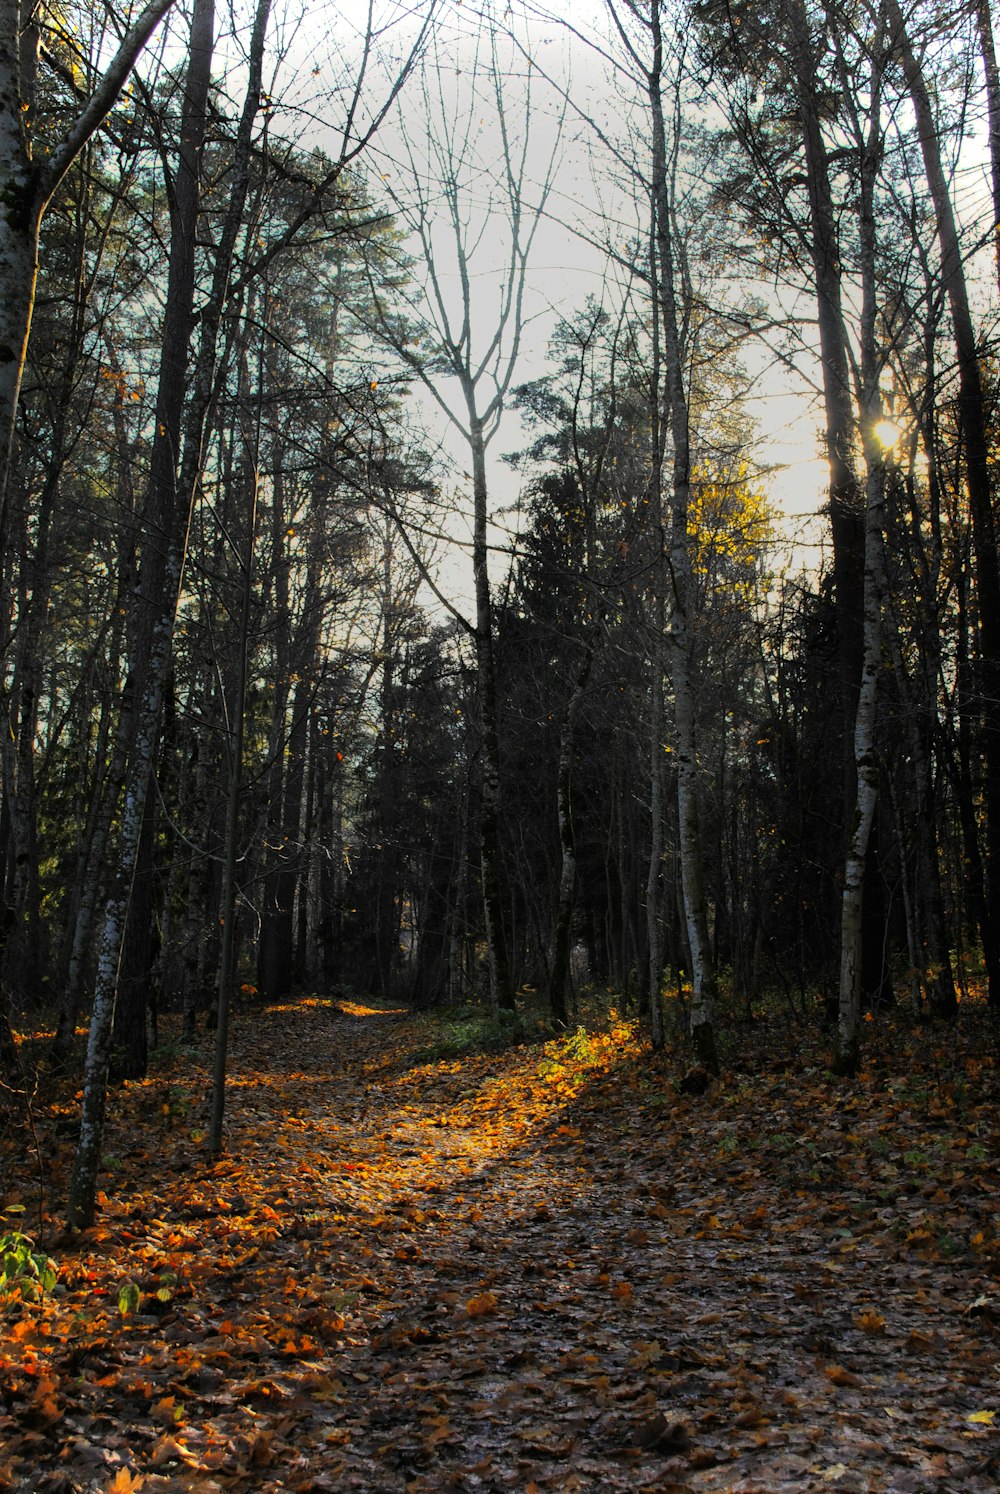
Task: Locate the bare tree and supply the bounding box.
[588,0,721,1066]
[366,13,563,1013]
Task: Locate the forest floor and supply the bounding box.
[1,993,999,1494]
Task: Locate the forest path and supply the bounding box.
[2,996,999,1492]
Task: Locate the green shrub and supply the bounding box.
[0,1224,57,1303]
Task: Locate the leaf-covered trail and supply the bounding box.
[3,998,999,1493]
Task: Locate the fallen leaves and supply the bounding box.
[855,1306,887,1334]
[464,1291,499,1317]
[2,997,999,1491]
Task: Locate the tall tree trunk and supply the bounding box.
[259,680,309,1000]
[975,0,1000,296]
[112,789,157,1080]
[646,0,718,1070]
[469,414,515,1013]
[67,0,217,1233]
[209,456,257,1156]
[549,642,594,1027]
[886,0,1000,1005]
[835,459,884,1074]
[781,0,868,988]
[835,48,886,1076]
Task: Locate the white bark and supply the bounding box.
[835,462,883,1073]
[644,0,718,1069]
[834,19,887,1075]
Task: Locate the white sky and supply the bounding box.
[367,1,836,609]
[254,0,993,610]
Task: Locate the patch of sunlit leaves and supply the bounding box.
[536,1012,641,1100]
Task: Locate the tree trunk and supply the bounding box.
[646,0,718,1070]
[469,414,515,1013]
[834,459,883,1074]
[67,0,217,1233]
[0,0,178,515]
[835,57,886,1076]
[259,680,308,1001]
[886,0,1000,1005]
[549,641,594,1027]
[975,0,1000,297]
[209,458,256,1156]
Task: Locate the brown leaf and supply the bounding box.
[734,1403,768,1428]
[466,1291,499,1318]
[151,1396,182,1427]
[629,1412,692,1451]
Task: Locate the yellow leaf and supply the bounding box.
[967,1410,996,1425]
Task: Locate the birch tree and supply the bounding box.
[833,3,891,1074]
[594,0,720,1066]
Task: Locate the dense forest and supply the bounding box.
[1,0,999,1237]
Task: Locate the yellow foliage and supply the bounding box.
[689,459,773,591]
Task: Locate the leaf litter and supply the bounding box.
[1,995,999,1492]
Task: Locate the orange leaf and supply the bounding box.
[824,1363,861,1387]
[151,1396,182,1426]
[149,1435,196,1468]
[466,1291,499,1318]
[104,1471,144,1493]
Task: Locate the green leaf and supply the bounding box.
[118,1280,141,1316]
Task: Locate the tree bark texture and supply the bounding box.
[67,0,216,1232]
[646,0,719,1071]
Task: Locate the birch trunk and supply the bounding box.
[975,0,1000,297]
[835,463,884,1075]
[645,0,718,1070]
[834,37,886,1077]
[208,461,257,1156]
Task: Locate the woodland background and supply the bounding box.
[0,0,999,1233]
